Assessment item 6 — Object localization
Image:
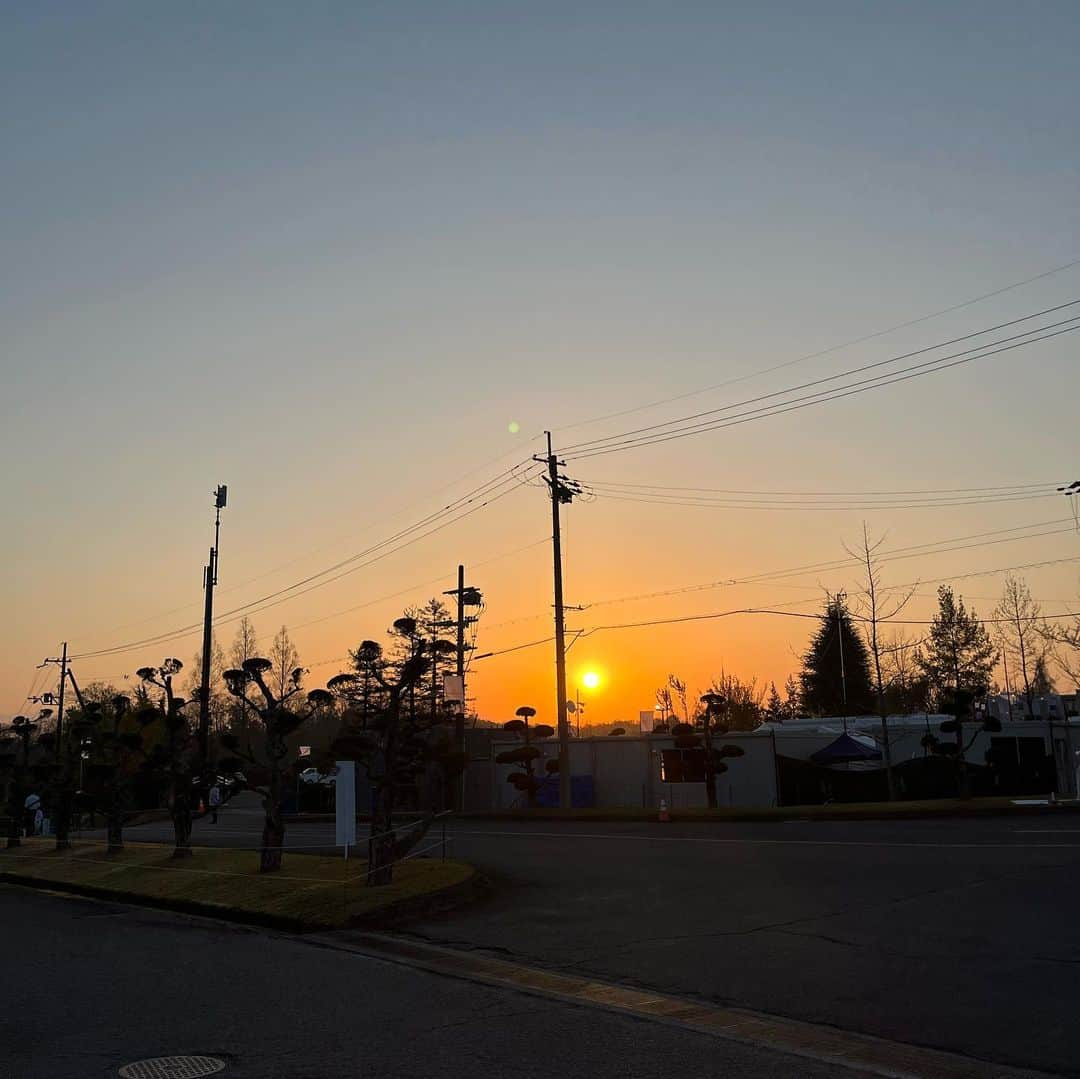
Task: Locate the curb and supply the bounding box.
[318,932,1060,1079]
[0,861,481,933]
[456,800,1080,824]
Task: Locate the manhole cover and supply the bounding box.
[119,1057,226,1079]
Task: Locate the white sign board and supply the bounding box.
[639,710,655,734]
[335,761,356,848]
[443,674,464,704]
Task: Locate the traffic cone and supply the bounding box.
[658,798,670,823]
[198,799,205,815]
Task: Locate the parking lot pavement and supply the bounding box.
[99,807,1080,1074]
[1,885,874,1079]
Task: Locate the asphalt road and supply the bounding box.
[0,886,864,1079]
[82,800,1080,1075]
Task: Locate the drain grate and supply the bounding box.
[119,1056,226,1079]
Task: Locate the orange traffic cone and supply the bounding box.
[658,798,670,823]
[198,799,205,815]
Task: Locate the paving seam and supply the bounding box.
[316,930,1060,1079]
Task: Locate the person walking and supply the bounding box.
[208,782,222,825]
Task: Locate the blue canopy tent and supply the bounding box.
[811,732,882,766]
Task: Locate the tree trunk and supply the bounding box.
[879,709,896,801]
[170,783,192,857]
[705,770,718,809]
[107,800,124,854]
[367,696,400,886]
[6,794,22,848]
[955,720,970,799]
[260,760,284,873]
[53,786,73,851]
[367,781,395,886]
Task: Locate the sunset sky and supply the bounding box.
[4,3,1079,727]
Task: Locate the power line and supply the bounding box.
[561,313,1080,461]
[585,488,1059,512]
[85,453,541,641]
[70,464,542,661]
[579,519,1077,610]
[289,536,549,633]
[578,478,1060,497]
[555,257,1080,433]
[467,552,1080,664]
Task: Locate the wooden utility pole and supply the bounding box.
[52,642,68,764]
[539,432,573,810]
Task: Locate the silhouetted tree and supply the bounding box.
[932,688,1002,798]
[496,706,556,808]
[136,659,197,857]
[782,675,801,720]
[221,657,332,873]
[800,595,874,716]
[268,625,300,702]
[1031,655,1056,697]
[764,683,785,724]
[671,694,745,809]
[668,674,691,725]
[882,630,931,714]
[994,576,1047,717]
[1040,606,1080,689]
[0,715,40,847]
[328,616,464,885]
[916,586,997,708]
[704,671,764,731]
[848,525,917,800]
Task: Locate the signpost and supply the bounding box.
[335,761,356,851]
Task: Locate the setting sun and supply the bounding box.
[582,670,601,690]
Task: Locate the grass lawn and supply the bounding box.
[0,839,474,929]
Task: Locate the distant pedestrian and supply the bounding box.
[24,793,41,838]
[209,782,222,824]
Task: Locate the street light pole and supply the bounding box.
[198,485,227,772]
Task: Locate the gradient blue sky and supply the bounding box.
[3,2,1079,721]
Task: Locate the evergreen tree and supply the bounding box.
[782,675,801,720]
[764,682,785,724]
[1031,655,1055,697]
[915,586,997,706]
[799,596,874,716]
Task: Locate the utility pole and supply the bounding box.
[42,643,69,763]
[198,485,227,770]
[443,565,482,810]
[534,432,581,811]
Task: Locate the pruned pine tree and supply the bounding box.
[135,659,198,858]
[496,706,556,808]
[328,616,466,886]
[0,714,41,847]
[671,694,744,809]
[220,658,331,873]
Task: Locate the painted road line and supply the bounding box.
[322,931,1054,1079]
